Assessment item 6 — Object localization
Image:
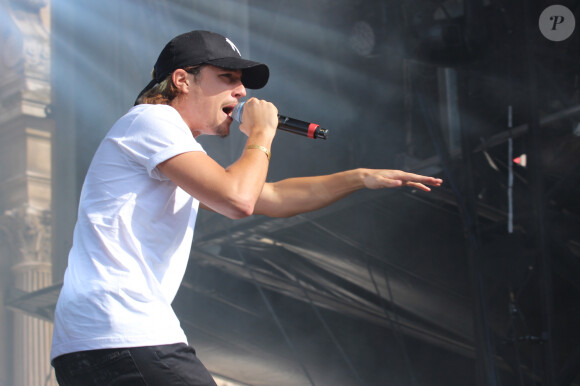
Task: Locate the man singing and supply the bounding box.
[50,30,442,385]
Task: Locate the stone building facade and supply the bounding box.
[0,0,57,384]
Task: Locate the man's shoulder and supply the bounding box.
[109,104,184,136]
[127,103,178,119]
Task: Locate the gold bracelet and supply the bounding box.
[246,144,271,161]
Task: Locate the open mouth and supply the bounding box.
[222,105,235,117]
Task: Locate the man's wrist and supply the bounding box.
[354,168,370,189]
[246,144,271,161]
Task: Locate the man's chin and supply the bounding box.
[216,127,230,138]
[216,122,231,138]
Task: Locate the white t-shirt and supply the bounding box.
[51,104,205,360]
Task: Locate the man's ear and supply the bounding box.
[172,69,190,92]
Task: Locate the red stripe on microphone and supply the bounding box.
[308,123,319,138]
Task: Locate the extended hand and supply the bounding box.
[362,169,443,192]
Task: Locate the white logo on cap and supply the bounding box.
[225,38,241,56]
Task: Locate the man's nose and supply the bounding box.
[233,83,247,98]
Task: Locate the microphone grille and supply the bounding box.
[232,101,245,123]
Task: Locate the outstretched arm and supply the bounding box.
[253,168,443,218]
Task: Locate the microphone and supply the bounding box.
[232,101,328,140]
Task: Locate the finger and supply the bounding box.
[399,173,443,186]
[372,176,403,189]
[405,181,431,192]
[413,176,443,185]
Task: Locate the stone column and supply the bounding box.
[1,207,55,386]
[0,0,56,384]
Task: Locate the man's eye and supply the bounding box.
[221,74,240,83]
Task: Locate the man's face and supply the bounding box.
[178,65,246,138]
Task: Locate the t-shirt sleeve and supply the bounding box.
[116,106,205,181]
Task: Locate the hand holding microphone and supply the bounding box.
[233,100,328,140]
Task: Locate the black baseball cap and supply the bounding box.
[135,30,269,103]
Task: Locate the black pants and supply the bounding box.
[51,343,217,386]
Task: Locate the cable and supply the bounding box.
[232,244,316,386]
[507,290,527,386]
[417,91,499,386]
[293,275,367,386]
[367,261,418,386]
[298,216,417,386]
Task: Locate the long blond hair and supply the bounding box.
[136,65,203,105]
